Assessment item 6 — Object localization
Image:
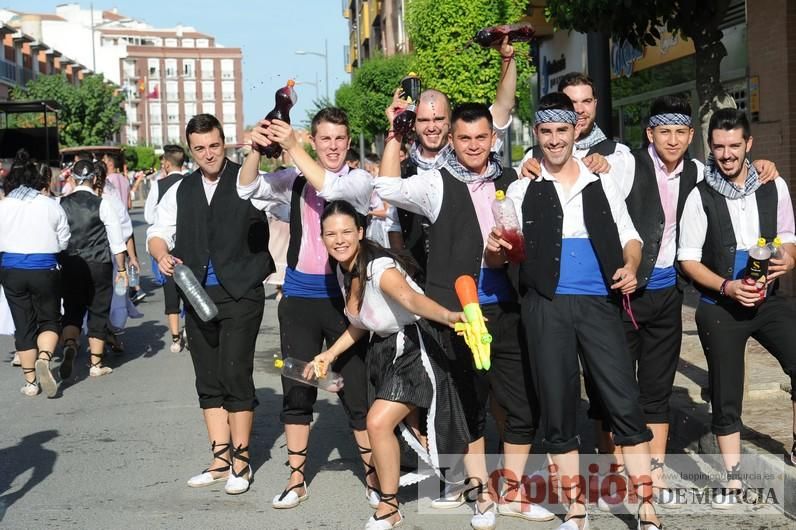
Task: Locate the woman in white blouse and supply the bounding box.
[311,200,470,530]
[0,150,70,397]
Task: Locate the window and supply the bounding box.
[183,80,196,101]
[201,81,215,99]
[166,81,179,100]
[223,123,236,144]
[126,104,137,123]
[184,102,197,120]
[222,102,236,123]
[201,59,214,79]
[165,58,177,78]
[126,128,138,145]
[221,59,234,79]
[148,80,160,99]
[165,38,178,47]
[182,38,195,48]
[147,58,160,78]
[197,38,209,48]
[123,59,136,79]
[182,59,195,78]
[167,103,179,123]
[167,125,181,143]
[202,101,216,115]
[150,125,163,146]
[149,103,162,124]
[221,80,235,101]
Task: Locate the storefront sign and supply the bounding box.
[538,30,587,96]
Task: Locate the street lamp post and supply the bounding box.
[295,39,329,101]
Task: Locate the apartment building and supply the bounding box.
[343,0,408,72]
[1,4,244,149]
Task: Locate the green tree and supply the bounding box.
[334,53,415,143]
[122,145,157,171]
[405,0,533,106]
[545,0,735,149]
[11,73,125,146]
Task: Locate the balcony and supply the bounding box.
[221,71,234,79]
[0,58,17,84]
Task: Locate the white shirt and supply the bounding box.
[104,188,133,241]
[236,165,374,217]
[338,257,422,337]
[0,193,70,254]
[608,148,706,269]
[61,185,127,255]
[144,171,184,225]
[506,158,641,248]
[146,172,222,251]
[519,137,635,186]
[677,177,796,262]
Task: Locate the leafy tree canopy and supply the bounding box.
[11,73,125,147]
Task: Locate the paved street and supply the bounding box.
[1,210,795,529]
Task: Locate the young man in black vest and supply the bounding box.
[379,102,554,529]
[144,144,187,353]
[493,92,662,530]
[678,108,796,508]
[520,73,621,179]
[239,108,375,511]
[147,114,273,496]
[397,38,517,286]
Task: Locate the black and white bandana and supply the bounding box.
[704,154,760,200]
[534,109,578,125]
[575,124,608,151]
[441,148,503,184]
[8,185,39,202]
[408,141,451,171]
[648,113,692,128]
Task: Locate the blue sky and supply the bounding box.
[8,0,350,127]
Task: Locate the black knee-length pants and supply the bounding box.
[0,268,62,351]
[523,292,652,454]
[185,284,264,412]
[278,295,368,431]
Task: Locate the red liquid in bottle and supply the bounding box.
[256,79,298,159]
[474,23,535,47]
[501,228,526,263]
[392,107,416,136]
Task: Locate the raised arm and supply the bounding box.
[491,37,517,129]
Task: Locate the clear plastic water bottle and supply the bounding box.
[114,272,127,296]
[127,264,140,288]
[173,264,219,322]
[275,357,344,393]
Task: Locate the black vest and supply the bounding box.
[173,160,273,301]
[157,172,184,205]
[695,180,778,289]
[528,138,619,160]
[425,167,517,311]
[627,150,698,288]
[397,158,430,282]
[60,190,110,263]
[519,176,624,300]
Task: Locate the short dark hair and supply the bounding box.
[5,149,38,194]
[451,102,493,131]
[537,91,576,113]
[102,151,123,171]
[345,148,360,162]
[311,107,350,136]
[162,144,186,168]
[708,108,751,143]
[558,72,597,98]
[648,95,692,122]
[365,153,380,164]
[186,113,224,145]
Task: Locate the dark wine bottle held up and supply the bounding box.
[392,73,422,136]
[474,22,535,47]
[256,79,298,159]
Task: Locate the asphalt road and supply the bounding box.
[1,209,794,529]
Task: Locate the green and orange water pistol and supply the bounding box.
[453,275,492,370]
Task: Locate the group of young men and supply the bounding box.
[139,36,796,529]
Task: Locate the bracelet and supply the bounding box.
[719,279,729,296]
[118,269,127,273]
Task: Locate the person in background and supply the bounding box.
[144,145,189,352]
[59,160,127,381]
[0,149,70,397]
